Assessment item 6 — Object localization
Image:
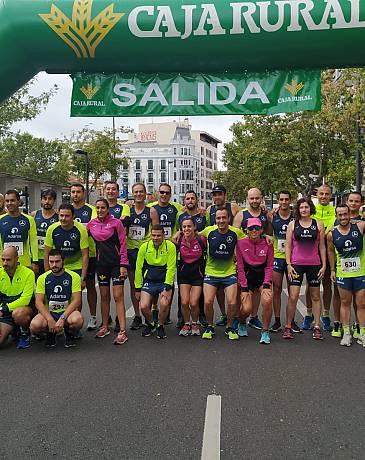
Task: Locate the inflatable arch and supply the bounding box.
[0,0,365,103]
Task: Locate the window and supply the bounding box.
[148,172,154,183]
[173,148,176,155]
[174,172,177,181]
[148,160,153,170]
[160,159,166,170]
[201,180,204,188]
[184,148,187,155]
[148,186,153,193]
[174,159,176,167]
[161,172,166,183]
[123,162,128,170]
[181,148,184,154]
[135,160,141,170]
[201,158,204,166]
[135,173,141,182]
[174,186,177,194]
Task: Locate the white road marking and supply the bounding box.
[201,394,221,460]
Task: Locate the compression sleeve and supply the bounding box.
[264,244,274,285]
[134,243,147,290]
[8,269,35,311]
[117,220,129,267]
[164,241,177,287]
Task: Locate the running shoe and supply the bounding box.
[176,317,184,329]
[45,332,57,348]
[179,324,191,337]
[152,309,159,323]
[17,333,30,349]
[321,315,332,332]
[340,332,352,347]
[157,325,167,339]
[312,326,323,340]
[352,323,360,339]
[114,317,120,333]
[225,327,239,340]
[331,322,342,338]
[114,330,128,345]
[73,329,83,339]
[238,322,248,337]
[291,320,302,333]
[357,332,365,348]
[301,315,313,330]
[269,320,282,332]
[232,318,239,331]
[141,322,156,337]
[87,316,97,331]
[130,315,142,330]
[282,326,294,340]
[202,326,215,340]
[260,330,271,344]
[32,333,45,341]
[95,326,110,338]
[248,316,263,330]
[216,314,227,327]
[64,331,76,348]
[164,313,172,325]
[191,323,201,336]
[199,314,208,328]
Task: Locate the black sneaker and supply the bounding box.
[269,320,282,332]
[176,317,184,329]
[164,313,172,325]
[130,316,142,330]
[141,322,155,337]
[45,332,57,348]
[199,314,208,328]
[64,332,76,348]
[291,320,302,333]
[157,325,167,339]
[114,316,120,333]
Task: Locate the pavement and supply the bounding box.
[1,284,365,460]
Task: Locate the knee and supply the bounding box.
[12,308,30,323]
[113,294,123,304]
[310,291,321,303]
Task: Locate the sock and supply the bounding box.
[306,308,312,317]
[275,316,280,322]
[343,325,350,334]
[322,310,330,317]
[20,326,29,335]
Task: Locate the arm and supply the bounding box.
[236,242,248,290]
[232,210,243,229]
[79,225,89,284]
[134,245,146,291]
[263,243,274,286]
[231,202,241,217]
[326,231,337,283]
[35,293,54,323]
[43,246,51,271]
[117,221,128,278]
[81,248,89,284]
[28,215,39,272]
[44,225,54,271]
[164,242,177,288]
[7,270,35,311]
[205,206,211,226]
[318,222,327,268]
[285,221,296,281]
[150,207,160,226]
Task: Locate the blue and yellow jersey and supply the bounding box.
[36,269,81,312]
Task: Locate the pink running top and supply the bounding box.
[179,236,205,264]
[291,219,321,265]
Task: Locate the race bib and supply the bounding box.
[4,241,23,256]
[38,236,45,250]
[48,300,68,311]
[129,226,145,241]
[277,239,286,253]
[341,257,361,273]
[163,227,172,239]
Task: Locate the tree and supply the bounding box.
[66,126,131,191]
[216,68,365,201]
[0,78,57,137]
[0,133,71,184]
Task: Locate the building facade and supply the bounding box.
[119,119,220,207]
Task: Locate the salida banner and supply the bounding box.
[71,70,321,117]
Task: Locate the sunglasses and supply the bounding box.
[159,191,170,195]
[247,225,261,231]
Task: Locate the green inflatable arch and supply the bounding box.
[1,0,365,103]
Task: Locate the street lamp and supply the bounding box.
[74,149,90,202]
[356,112,363,192]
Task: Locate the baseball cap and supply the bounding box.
[247,217,262,228]
[212,185,227,194]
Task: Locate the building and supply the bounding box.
[119,119,220,207]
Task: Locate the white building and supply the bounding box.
[119,119,220,207]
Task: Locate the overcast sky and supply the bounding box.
[12,72,244,166]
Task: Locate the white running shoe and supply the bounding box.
[340,332,352,347]
[357,332,365,348]
[87,316,97,331]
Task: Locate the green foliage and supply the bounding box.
[217,68,365,201]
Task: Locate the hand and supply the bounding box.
[261,288,272,303]
[198,207,206,217]
[240,291,251,306]
[265,235,274,246]
[81,280,87,290]
[287,264,297,282]
[161,289,171,303]
[120,267,128,279]
[54,318,65,334]
[135,291,141,301]
[125,200,134,208]
[171,230,182,244]
[318,266,326,281]
[47,317,57,333]
[31,263,39,274]
[330,270,336,283]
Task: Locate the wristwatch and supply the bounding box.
[60,313,67,321]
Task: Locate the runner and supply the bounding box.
[206,185,240,327]
[283,197,326,340]
[87,198,129,344]
[0,246,35,349]
[302,184,336,332]
[0,193,5,215]
[44,203,89,292]
[268,191,295,332]
[134,225,177,339]
[0,189,38,273]
[70,183,98,330]
[200,208,245,340]
[233,187,273,330]
[236,218,274,344]
[30,189,58,276]
[327,205,365,347]
[104,180,131,223]
[176,217,206,337]
[31,249,83,348]
[126,183,159,330]
[346,192,364,221]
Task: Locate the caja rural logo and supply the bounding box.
[278,79,313,104]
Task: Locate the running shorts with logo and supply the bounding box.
[97,266,124,286]
[203,274,238,288]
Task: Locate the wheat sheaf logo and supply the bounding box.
[284,79,304,96]
[80,83,99,99]
[39,0,124,58]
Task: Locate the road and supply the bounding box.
[1,285,364,460]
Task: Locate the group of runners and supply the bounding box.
[0,181,364,350]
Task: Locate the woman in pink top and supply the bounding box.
[284,197,326,340]
[87,198,129,345]
[175,217,206,337]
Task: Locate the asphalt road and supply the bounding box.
[1,285,365,460]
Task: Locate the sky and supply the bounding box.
[12,72,244,166]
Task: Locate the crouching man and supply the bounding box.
[31,249,83,348]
